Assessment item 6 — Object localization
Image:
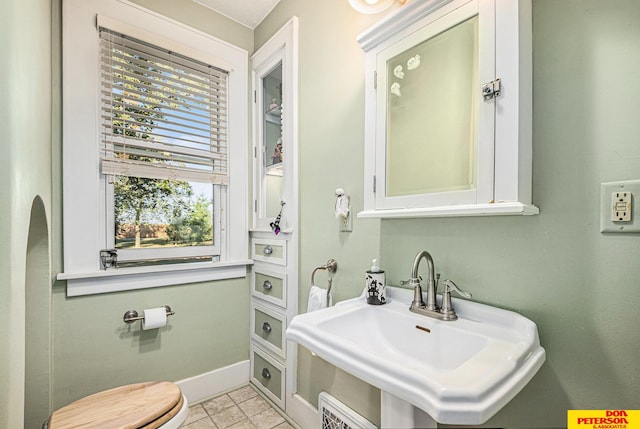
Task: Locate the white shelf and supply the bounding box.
[265,105,282,125]
[266,162,283,176]
[357,202,539,219]
[265,113,281,125]
[267,105,282,116]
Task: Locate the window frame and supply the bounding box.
[59,0,250,296]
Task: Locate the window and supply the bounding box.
[99,27,225,265]
[60,0,249,295]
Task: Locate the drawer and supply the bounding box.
[252,268,287,308]
[251,303,286,359]
[251,345,285,409]
[252,238,287,265]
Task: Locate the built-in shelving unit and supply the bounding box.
[249,17,298,414]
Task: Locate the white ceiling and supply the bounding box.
[193,0,282,29]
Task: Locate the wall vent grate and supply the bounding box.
[318,392,378,429]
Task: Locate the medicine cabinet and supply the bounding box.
[357,0,539,218]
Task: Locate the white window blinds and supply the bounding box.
[99,27,229,185]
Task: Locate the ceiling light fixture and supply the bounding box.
[348,0,406,14]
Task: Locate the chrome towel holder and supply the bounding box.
[123,305,175,324]
[311,259,338,302]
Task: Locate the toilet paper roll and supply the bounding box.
[142,307,167,330]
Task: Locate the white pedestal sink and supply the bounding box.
[287,286,545,426]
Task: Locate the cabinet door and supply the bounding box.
[359,0,536,218]
[375,0,494,210]
[262,63,285,219]
[252,51,292,230]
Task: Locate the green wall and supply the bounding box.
[255,0,383,324]
[0,0,53,426]
[128,0,254,52]
[438,1,639,425]
[52,278,249,406]
[255,0,385,424]
[256,0,640,428]
[50,0,254,410]
[5,0,639,427]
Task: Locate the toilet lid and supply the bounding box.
[49,381,182,429]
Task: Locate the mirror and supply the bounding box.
[359,0,537,218]
[385,16,478,197]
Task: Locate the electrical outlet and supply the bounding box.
[601,180,640,233]
[612,191,632,222]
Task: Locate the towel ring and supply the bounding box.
[311,259,337,303]
[311,259,337,285]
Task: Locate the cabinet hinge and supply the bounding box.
[482,78,501,101]
[254,90,257,103]
[373,70,377,90]
[254,199,257,212]
[373,175,377,193]
[254,146,257,158]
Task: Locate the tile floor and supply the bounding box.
[183,384,296,429]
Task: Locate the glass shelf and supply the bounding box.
[267,162,283,176]
[265,113,281,125]
[267,105,282,116]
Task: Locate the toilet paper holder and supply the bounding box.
[123,305,175,324]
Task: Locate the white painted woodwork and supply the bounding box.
[60,0,249,294]
[358,0,537,218]
[249,17,299,417]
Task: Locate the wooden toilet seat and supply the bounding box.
[48,381,183,429]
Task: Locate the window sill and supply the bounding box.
[57,259,254,296]
[357,202,540,219]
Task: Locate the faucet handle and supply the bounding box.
[441,279,472,299]
[400,276,421,286]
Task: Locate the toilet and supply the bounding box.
[44,381,188,429]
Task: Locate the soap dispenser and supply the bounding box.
[365,259,386,305]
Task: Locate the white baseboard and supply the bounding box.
[176,360,250,404]
[287,393,318,429]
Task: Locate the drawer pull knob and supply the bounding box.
[262,322,272,334]
[263,280,273,290]
[262,368,271,380]
[263,245,273,255]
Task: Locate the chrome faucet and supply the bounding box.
[408,250,471,321]
[409,250,437,311]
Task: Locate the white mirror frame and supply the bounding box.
[357,0,538,218]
